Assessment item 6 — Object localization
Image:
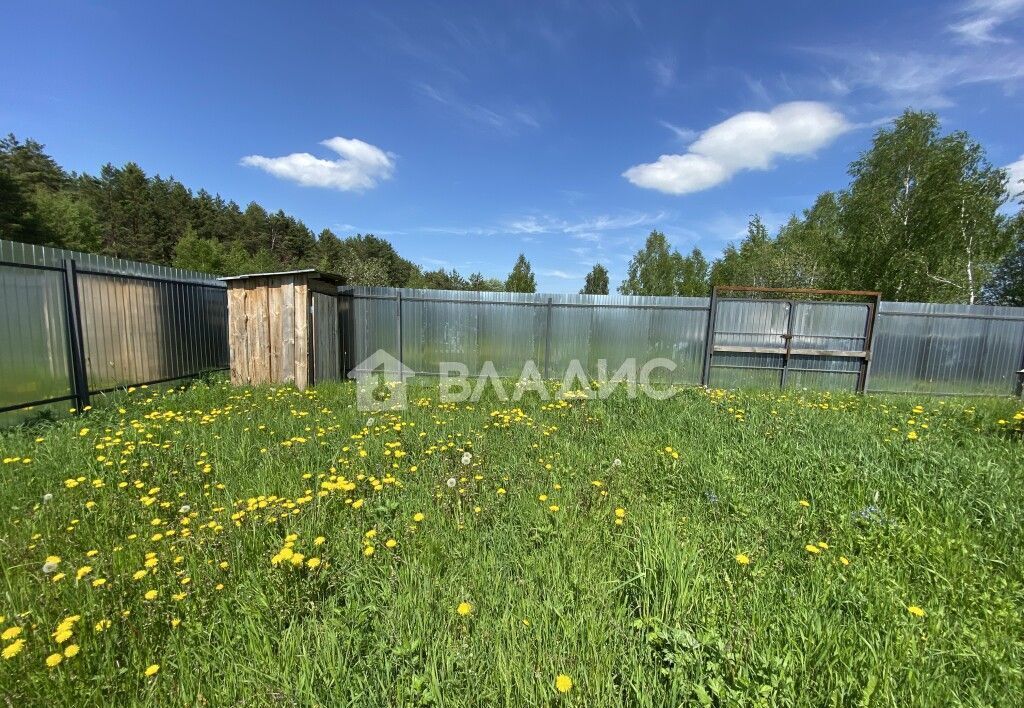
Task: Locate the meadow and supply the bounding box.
[1,377,1023,707]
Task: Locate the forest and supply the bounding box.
[1,110,1022,303]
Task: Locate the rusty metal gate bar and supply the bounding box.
[703,286,881,392]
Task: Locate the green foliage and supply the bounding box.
[505,253,537,293]
[984,212,1024,305]
[703,111,1018,303]
[619,231,678,295]
[676,248,710,296]
[172,225,224,274]
[839,111,1010,302]
[620,232,709,296]
[581,264,610,295]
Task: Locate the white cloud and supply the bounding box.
[539,269,584,280]
[949,0,1024,44]
[1006,154,1024,198]
[241,137,395,191]
[624,102,849,195]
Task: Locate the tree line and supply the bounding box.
[2,109,1022,304]
[603,111,1023,304]
[0,134,540,292]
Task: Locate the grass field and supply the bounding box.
[1,377,1023,706]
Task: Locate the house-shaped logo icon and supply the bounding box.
[348,349,415,411]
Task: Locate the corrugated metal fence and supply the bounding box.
[2,240,1023,424]
[343,286,1024,397]
[1,239,228,420]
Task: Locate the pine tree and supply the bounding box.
[580,264,609,294]
[505,254,537,293]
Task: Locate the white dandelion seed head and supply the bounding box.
[179,504,191,514]
[461,452,472,466]
[366,417,375,427]
[446,477,457,489]
[42,493,54,503]
[612,459,622,468]
[42,561,59,574]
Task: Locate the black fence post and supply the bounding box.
[700,287,718,387]
[62,258,90,411]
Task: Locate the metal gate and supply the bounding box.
[702,286,881,392]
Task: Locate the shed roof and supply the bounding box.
[218,269,346,285]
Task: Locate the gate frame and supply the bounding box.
[700,285,882,392]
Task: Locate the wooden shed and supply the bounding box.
[220,270,345,390]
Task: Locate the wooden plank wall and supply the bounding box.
[280,278,296,385]
[226,274,312,389]
[294,279,309,389]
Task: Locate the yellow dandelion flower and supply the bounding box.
[91,577,107,587]
[906,430,918,440]
[798,500,810,508]
[144,590,158,601]
[548,505,560,512]
[313,536,325,546]
[735,553,751,565]
[457,602,473,616]
[94,619,111,632]
[412,512,425,523]
[1,626,22,641]
[144,663,160,677]
[2,638,25,660]
[363,546,375,557]
[385,538,398,549]
[614,508,626,519]
[908,605,926,617]
[804,544,821,554]
[839,556,850,566]
[63,644,80,658]
[555,674,573,693]
[306,557,321,569]
[46,652,63,668]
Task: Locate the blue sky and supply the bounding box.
[3,1,1023,292]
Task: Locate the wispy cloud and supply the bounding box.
[241,137,395,191]
[949,0,1024,44]
[417,83,540,133]
[659,120,698,144]
[647,52,676,89]
[502,211,667,237]
[539,269,585,280]
[624,102,850,195]
[805,1,1024,110]
[809,45,1024,108]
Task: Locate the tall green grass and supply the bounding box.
[0,378,1022,706]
